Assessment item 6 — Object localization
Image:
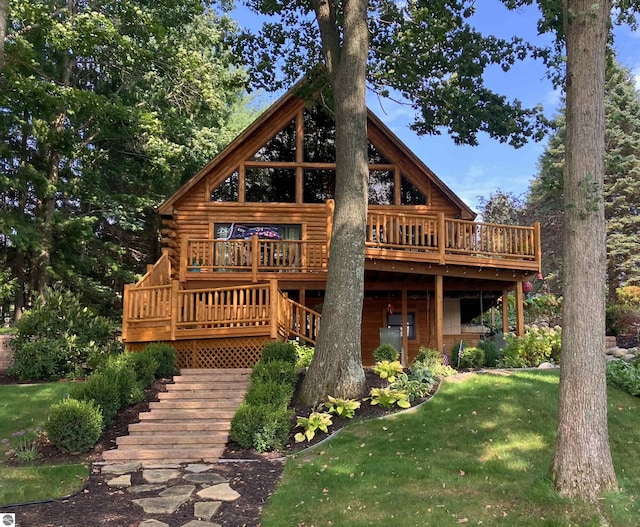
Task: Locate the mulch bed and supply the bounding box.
[0,370,437,527]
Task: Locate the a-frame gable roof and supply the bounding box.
[159,79,475,220]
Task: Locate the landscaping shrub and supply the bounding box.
[46,398,104,454]
[458,346,485,369]
[412,346,457,380]
[250,359,298,388]
[229,403,293,452]
[9,286,117,381]
[143,343,177,378]
[477,339,500,367]
[414,346,441,364]
[617,286,640,309]
[244,381,295,408]
[390,373,433,401]
[96,354,144,406]
[70,372,122,426]
[290,341,315,368]
[260,341,298,365]
[497,326,562,368]
[373,343,399,363]
[125,349,159,389]
[606,359,640,396]
[408,360,436,385]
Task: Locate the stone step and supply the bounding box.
[180,368,252,377]
[117,431,228,445]
[116,435,226,447]
[148,399,243,410]
[158,390,244,405]
[165,382,250,391]
[138,409,236,420]
[102,447,224,463]
[127,421,232,433]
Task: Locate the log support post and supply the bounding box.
[435,275,444,356]
[515,281,525,337]
[170,280,179,341]
[270,279,279,339]
[438,213,446,264]
[401,288,408,366]
[251,234,259,283]
[502,289,510,334]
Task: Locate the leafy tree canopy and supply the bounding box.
[235,0,550,147]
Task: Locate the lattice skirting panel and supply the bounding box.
[126,337,270,368]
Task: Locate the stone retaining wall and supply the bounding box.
[0,334,14,372]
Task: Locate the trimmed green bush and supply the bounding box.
[477,339,500,367]
[143,343,177,378]
[229,403,293,452]
[96,355,144,406]
[261,341,298,365]
[126,349,159,389]
[458,346,485,369]
[46,398,104,454]
[497,326,562,368]
[70,372,122,426]
[250,360,298,388]
[373,343,399,363]
[244,381,295,408]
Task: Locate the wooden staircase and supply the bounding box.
[102,368,250,465]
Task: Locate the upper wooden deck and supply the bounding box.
[178,210,541,282]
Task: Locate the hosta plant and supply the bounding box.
[373,360,404,382]
[369,387,411,409]
[294,412,333,442]
[325,396,361,419]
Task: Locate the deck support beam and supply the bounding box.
[515,281,525,337]
[502,289,510,334]
[401,288,408,365]
[435,275,444,356]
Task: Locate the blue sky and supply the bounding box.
[231,2,640,213]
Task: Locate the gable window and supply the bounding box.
[387,312,416,340]
[245,168,296,202]
[401,174,427,205]
[304,169,335,203]
[368,170,394,205]
[210,171,239,202]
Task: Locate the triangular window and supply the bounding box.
[250,118,296,162]
[401,174,427,205]
[210,171,239,202]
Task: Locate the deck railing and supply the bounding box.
[123,279,320,345]
[365,211,540,264]
[136,252,172,288]
[176,212,539,280]
[182,237,328,281]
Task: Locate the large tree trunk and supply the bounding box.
[551,0,617,500]
[299,0,368,405]
[0,0,7,73]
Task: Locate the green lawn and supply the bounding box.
[0,382,89,506]
[262,370,640,526]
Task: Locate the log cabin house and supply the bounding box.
[122,80,542,369]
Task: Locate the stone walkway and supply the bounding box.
[100,461,242,527]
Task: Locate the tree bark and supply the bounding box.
[299,0,368,404]
[551,0,617,500]
[0,0,7,73]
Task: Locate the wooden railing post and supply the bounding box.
[438,213,446,264]
[122,284,131,342]
[534,221,542,272]
[251,234,259,283]
[269,279,279,339]
[170,280,179,341]
[179,234,189,282]
[326,199,335,261]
